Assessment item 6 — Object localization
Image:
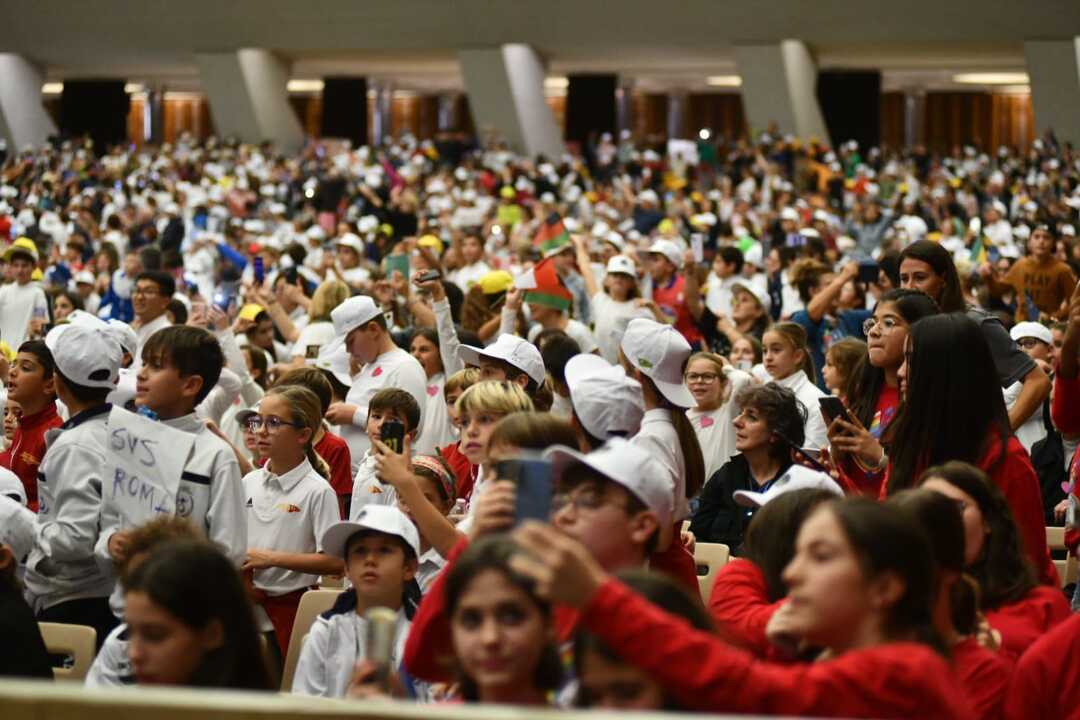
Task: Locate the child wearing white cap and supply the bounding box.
[0,495,51,680]
[1006,321,1055,453]
[564,353,645,450]
[325,295,427,470]
[292,506,420,698]
[23,323,123,645]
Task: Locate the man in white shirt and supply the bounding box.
[0,239,48,349]
[130,270,173,369]
[324,296,427,467]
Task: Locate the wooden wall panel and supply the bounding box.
[127,95,145,145]
[879,91,905,150]
[686,93,747,142]
[631,92,668,141]
[923,91,992,152]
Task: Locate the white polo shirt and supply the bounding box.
[243,458,340,596]
[415,546,447,595]
[132,314,171,370]
[340,347,427,467]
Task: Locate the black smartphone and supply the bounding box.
[379,419,406,454]
[495,458,553,525]
[819,396,854,425]
[772,431,829,474]
[413,269,442,284]
[857,261,880,284]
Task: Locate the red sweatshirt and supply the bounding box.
[404,535,579,682]
[1004,611,1080,720]
[881,433,1057,587]
[315,430,352,518]
[580,578,974,718]
[985,584,1071,661]
[438,442,476,502]
[707,559,786,659]
[0,402,61,512]
[648,523,699,594]
[951,636,1012,720]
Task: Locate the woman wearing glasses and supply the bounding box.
[241,385,343,661]
[828,289,938,496]
[685,352,754,480]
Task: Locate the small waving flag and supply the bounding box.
[515,257,573,312]
[534,212,571,257]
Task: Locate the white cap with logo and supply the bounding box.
[45,323,122,389]
[565,354,644,439]
[733,465,845,508]
[544,438,674,529]
[458,333,546,386]
[605,255,637,278]
[620,318,694,408]
[321,505,421,560]
[331,295,382,338]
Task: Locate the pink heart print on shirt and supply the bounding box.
[427,385,439,397]
[372,367,382,377]
[699,416,715,428]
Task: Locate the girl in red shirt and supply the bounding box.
[828,289,938,496]
[510,498,974,719]
[918,461,1069,661]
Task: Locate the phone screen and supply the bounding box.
[379,419,406,454]
[496,458,553,525]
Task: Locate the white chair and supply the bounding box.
[38,622,96,681]
[693,542,731,602]
[280,589,342,691]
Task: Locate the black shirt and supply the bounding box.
[690,455,792,556]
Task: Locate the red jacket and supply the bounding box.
[985,584,1071,662]
[438,442,476,503]
[315,430,352,518]
[951,636,1012,720]
[0,403,61,512]
[881,433,1057,587]
[707,559,785,659]
[580,578,974,718]
[648,523,699,594]
[1004,611,1080,720]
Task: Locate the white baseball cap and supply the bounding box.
[312,345,354,387]
[0,495,34,561]
[604,232,626,253]
[321,506,421,559]
[106,319,138,357]
[1011,321,1052,345]
[731,281,771,314]
[733,465,845,508]
[565,354,645,440]
[45,323,122,389]
[780,207,799,222]
[0,465,25,505]
[545,438,674,529]
[605,255,637,278]
[74,270,96,285]
[331,295,382,338]
[620,318,695,408]
[647,240,683,269]
[336,233,365,254]
[639,189,659,205]
[458,333,546,386]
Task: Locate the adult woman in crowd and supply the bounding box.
[690,384,803,554]
[510,498,974,718]
[918,461,1069,660]
[685,352,754,480]
[886,312,1055,584]
[828,289,938,495]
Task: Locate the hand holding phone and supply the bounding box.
[379,419,406,455]
[818,396,854,426]
[495,458,554,525]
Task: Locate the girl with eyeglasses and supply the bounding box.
[828,289,938,496]
[240,385,344,661]
[685,352,754,480]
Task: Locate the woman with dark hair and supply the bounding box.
[898,239,1050,433]
[888,488,1011,719]
[509,499,972,718]
[918,461,1069,660]
[707,487,837,659]
[828,289,938,496]
[689,383,804,553]
[444,535,562,705]
[887,313,1055,585]
[122,541,272,689]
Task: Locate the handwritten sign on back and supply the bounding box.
[105,406,196,527]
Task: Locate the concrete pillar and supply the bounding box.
[145,88,164,145]
[667,90,687,139]
[1024,38,1080,146]
[734,40,829,141]
[437,93,457,132]
[371,81,393,145]
[458,44,563,158]
[195,48,304,153]
[0,54,57,151]
[904,89,926,147]
[615,82,632,135]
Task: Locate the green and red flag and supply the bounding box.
[515,257,573,312]
[534,212,571,257]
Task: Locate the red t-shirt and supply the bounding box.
[315,431,352,518]
[985,584,1071,661]
[707,559,786,660]
[652,274,703,344]
[951,636,1012,720]
[837,384,899,496]
[0,402,62,512]
[1004,611,1080,719]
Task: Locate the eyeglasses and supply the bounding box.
[551,485,627,515]
[245,415,304,433]
[685,372,720,384]
[863,316,903,335]
[132,286,161,297]
[1017,337,1046,349]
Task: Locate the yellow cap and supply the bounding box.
[926,231,943,243]
[3,237,38,263]
[239,303,265,322]
[477,270,514,295]
[0,340,13,363]
[658,218,675,235]
[417,234,444,256]
[500,186,516,199]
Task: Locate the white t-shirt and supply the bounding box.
[1004,381,1047,453]
[772,369,828,450]
[414,372,456,456]
[340,347,427,465]
[0,281,47,349]
[589,292,653,364]
[527,318,600,355]
[448,261,491,292]
[133,314,171,371]
[243,458,339,595]
[292,321,335,360]
[686,368,753,480]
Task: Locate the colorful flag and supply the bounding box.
[534,212,571,256]
[515,257,573,311]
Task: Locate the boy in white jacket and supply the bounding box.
[292,506,419,698]
[349,389,421,518]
